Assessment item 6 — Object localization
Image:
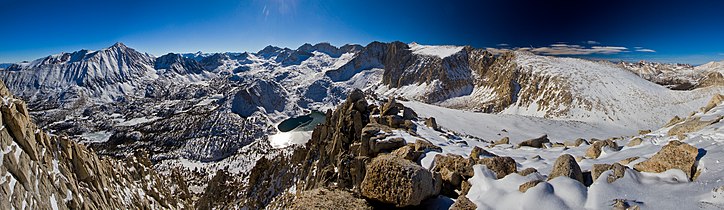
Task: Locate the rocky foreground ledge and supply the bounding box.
[197,90,722,209]
[0,80,192,209]
[2,83,721,209]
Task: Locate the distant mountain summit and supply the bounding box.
[619,60,724,90]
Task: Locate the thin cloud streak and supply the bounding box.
[529,44,629,55]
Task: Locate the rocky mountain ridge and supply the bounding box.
[619,60,724,90]
[0,79,191,209]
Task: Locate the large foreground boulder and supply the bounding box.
[361,154,441,207]
[548,154,584,185]
[633,140,699,180]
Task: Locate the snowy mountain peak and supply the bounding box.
[155,53,205,74]
[109,42,128,49]
[408,42,465,58]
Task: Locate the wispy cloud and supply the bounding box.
[262,5,270,19]
[496,43,509,47]
[526,44,628,55]
[488,42,656,56]
[635,48,656,53]
[586,40,600,45]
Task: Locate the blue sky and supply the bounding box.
[1,0,723,64]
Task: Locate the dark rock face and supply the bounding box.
[326,42,530,113]
[518,135,551,148]
[230,79,288,117]
[155,53,206,74]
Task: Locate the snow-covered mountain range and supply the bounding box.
[0,41,722,209]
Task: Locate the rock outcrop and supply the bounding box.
[518,168,539,176]
[450,195,477,210]
[667,116,723,139]
[360,154,441,207]
[494,137,510,145]
[432,154,474,196]
[236,89,446,208]
[633,140,699,180]
[519,180,544,193]
[585,139,620,159]
[592,163,627,183]
[477,156,517,179]
[548,154,585,185]
[518,135,550,148]
[627,138,643,147]
[0,80,191,209]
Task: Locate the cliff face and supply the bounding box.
[0,80,191,209]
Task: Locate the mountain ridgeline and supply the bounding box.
[0,41,722,209]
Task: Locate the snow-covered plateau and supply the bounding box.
[0,41,722,209]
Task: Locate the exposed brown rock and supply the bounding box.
[470,146,497,161]
[667,116,722,138]
[612,199,640,210]
[477,156,517,179]
[592,163,626,183]
[618,157,640,165]
[634,140,699,180]
[697,72,724,90]
[585,139,620,159]
[432,154,475,178]
[460,180,472,195]
[519,180,543,193]
[432,154,474,196]
[402,107,418,120]
[664,115,684,127]
[627,138,643,147]
[287,188,372,210]
[1,99,38,161]
[361,154,441,207]
[414,139,442,153]
[373,137,407,153]
[518,168,539,176]
[548,154,584,185]
[424,117,439,130]
[0,80,191,210]
[392,145,421,161]
[701,94,723,113]
[518,135,550,148]
[494,137,510,145]
[450,195,477,210]
[381,97,401,116]
[565,138,589,147]
[638,130,652,135]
